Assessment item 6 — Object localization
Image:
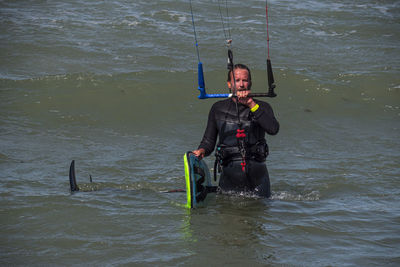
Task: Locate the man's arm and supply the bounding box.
[252,101,279,135]
[193,104,218,158]
[237,90,279,135]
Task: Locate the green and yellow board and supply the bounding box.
[183,152,215,208]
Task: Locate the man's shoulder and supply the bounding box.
[211,98,232,109]
[254,99,272,108]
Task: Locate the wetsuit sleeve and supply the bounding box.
[252,101,279,135]
[198,104,218,157]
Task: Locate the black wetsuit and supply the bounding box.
[198,98,279,197]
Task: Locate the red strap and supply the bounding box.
[236,129,246,138]
[241,161,246,172]
[236,129,246,172]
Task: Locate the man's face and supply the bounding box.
[227,68,251,92]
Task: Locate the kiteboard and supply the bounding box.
[69,156,216,208]
[183,151,217,208]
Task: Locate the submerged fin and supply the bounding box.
[160,189,186,193]
[69,160,79,192]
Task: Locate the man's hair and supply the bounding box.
[227,64,252,89]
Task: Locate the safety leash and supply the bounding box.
[265,0,277,97]
[227,50,247,173]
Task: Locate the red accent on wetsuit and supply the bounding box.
[236,129,247,172]
[240,161,246,172]
[236,129,246,138]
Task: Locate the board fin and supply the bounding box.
[69,160,79,192]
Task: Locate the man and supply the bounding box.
[192,64,279,198]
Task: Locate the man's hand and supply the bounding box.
[192,148,205,160]
[237,89,256,109]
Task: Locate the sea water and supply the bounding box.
[1,0,399,266]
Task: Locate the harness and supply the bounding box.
[213,141,269,181]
